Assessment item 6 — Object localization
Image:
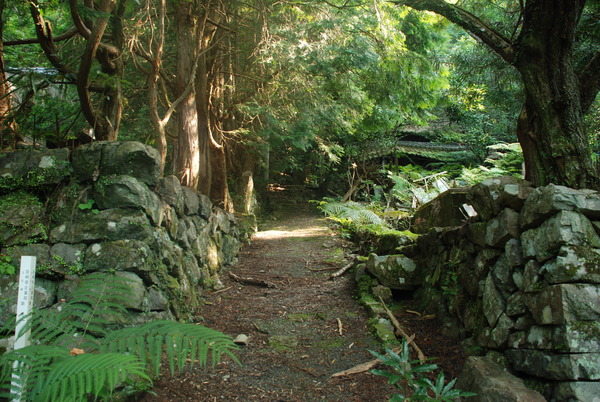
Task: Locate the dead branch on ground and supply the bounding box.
[328,256,357,280]
[378,296,427,363]
[330,339,411,377]
[228,272,277,288]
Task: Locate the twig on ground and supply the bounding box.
[331,334,415,378]
[328,256,357,280]
[307,266,339,272]
[210,286,232,295]
[378,296,427,363]
[228,272,277,288]
[252,322,270,334]
[336,318,343,335]
[330,343,408,377]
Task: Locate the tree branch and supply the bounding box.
[579,50,600,113]
[28,0,76,76]
[391,0,516,64]
[77,0,114,131]
[69,0,92,39]
[3,25,78,46]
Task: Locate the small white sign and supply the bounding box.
[14,256,36,349]
[12,256,37,401]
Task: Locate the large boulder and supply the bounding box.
[541,245,600,284]
[49,209,154,243]
[455,356,546,402]
[157,175,185,216]
[365,253,418,290]
[508,322,600,353]
[468,176,534,221]
[520,184,600,229]
[553,381,600,402]
[0,275,58,326]
[482,273,506,327]
[521,211,600,263]
[411,188,469,233]
[93,175,164,225]
[0,148,71,189]
[506,349,600,381]
[48,243,86,275]
[485,208,520,248]
[84,239,154,273]
[71,141,116,183]
[72,141,161,186]
[529,284,600,325]
[0,192,47,246]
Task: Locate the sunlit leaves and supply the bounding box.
[243,0,449,180]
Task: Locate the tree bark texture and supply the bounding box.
[0,0,16,147]
[514,0,595,188]
[194,2,233,210]
[173,1,201,189]
[395,0,600,189]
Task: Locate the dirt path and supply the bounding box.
[139,189,399,400]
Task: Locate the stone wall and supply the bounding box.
[359,177,599,401]
[0,142,242,337]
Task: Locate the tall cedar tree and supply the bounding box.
[394,0,600,189]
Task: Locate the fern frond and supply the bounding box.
[99,320,240,377]
[32,353,150,402]
[1,273,237,401]
[0,345,69,399]
[64,272,132,336]
[320,201,384,225]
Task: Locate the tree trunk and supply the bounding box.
[73,0,122,141]
[195,2,233,210]
[197,51,212,196]
[172,1,200,189]
[208,23,233,211]
[514,0,597,188]
[0,0,16,148]
[395,0,600,189]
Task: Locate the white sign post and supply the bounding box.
[11,256,37,401]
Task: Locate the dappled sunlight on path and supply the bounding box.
[254,225,329,240]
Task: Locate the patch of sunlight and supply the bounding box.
[255,225,328,240]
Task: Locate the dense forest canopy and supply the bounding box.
[0,0,598,209]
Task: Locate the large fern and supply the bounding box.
[1,345,149,401]
[100,320,240,377]
[319,201,383,225]
[0,272,238,401]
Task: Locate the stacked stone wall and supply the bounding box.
[0,142,242,340]
[360,177,599,401]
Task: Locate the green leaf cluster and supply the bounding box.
[242,1,449,184]
[0,272,238,400]
[318,200,384,226]
[370,339,476,401]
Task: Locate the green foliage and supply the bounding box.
[370,339,475,401]
[100,320,240,377]
[0,272,238,400]
[5,346,149,402]
[244,0,449,185]
[384,165,450,208]
[0,191,48,246]
[0,254,15,276]
[457,143,523,186]
[47,254,85,275]
[317,200,383,225]
[77,199,100,215]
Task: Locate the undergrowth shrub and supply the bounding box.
[370,339,475,401]
[0,272,238,401]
